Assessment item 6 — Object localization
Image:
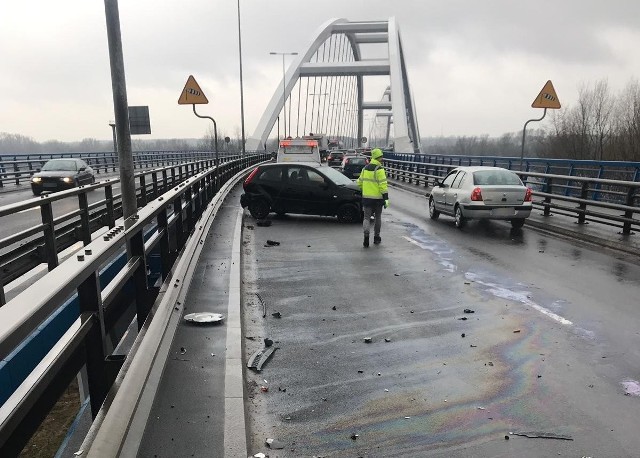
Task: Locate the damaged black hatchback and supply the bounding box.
[240,162,362,223]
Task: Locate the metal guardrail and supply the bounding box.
[0,151,227,188]
[383,157,640,235]
[0,157,242,302]
[387,152,640,183]
[0,153,268,455]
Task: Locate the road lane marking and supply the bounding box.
[403,233,576,328]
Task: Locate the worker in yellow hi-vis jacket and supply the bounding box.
[356,148,389,248]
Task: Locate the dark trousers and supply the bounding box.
[362,201,383,236]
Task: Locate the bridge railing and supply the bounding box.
[383,157,640,234]
[0,153,268,456]
[0,151,223,188]
[0,158,230,303]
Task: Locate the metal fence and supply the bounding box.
[383,157,640,234]
[0,150,224,188]
[0,158,237,302]
[0,153,268,455]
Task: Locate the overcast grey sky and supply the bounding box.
[1,0,639,143]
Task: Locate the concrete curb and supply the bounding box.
[224,208,247,457]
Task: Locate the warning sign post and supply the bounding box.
[520,80,562,170]
[178,75,219,184]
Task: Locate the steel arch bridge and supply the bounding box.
[246,17,421,154]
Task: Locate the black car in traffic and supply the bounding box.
[326,150,345,167]
[240,162,362,223]
[339,156,368,179]
[31,158,95,195]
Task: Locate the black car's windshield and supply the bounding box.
[321,165,355,186]
[41,160,78,171]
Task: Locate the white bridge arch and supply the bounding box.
[246,17,421,154]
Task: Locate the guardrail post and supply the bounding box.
[77,275,108,417]
[152,172,159,199]
[193,181,202,219]
[13,159,20,186]
[577,181,589,225]
[171,167,177,187]
[0,273,6,307]
[622,186,637,235]
[184,186,194,234]
[162,169,168,194]
[129,230,150,330]
[542,177,553,216]
[157,208,171,280]
[78,191,92,245]
[139,174,147,207]
[105,184,116,228]
[173,195,185,251]
[40,201,59,270]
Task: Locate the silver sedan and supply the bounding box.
[428,166,532,229]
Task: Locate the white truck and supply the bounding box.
[276,137,321,163]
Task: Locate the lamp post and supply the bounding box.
[108,121,117,153]
[237,0,246,155]
[270,51,298,138]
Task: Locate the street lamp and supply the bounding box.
[237,0,246,155]
[270,51,298,138]
[108,121,117,153]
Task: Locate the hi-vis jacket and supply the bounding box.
[357,158,389,205]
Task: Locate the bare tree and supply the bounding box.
[591,79,614,161]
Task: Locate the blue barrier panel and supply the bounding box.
[0,220,163,405]
[0,361,12,405]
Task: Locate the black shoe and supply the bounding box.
[373,236,381,244]
[363,235,370,248]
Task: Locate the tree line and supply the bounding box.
[423,78,640,162]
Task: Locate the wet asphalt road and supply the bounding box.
[241,186,640,457]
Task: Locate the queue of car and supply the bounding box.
[244,140,533,230]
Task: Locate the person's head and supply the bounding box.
[371,148,383,161]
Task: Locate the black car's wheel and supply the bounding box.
[511,218,525,229]
[248,199,270,219]
[337,204,360,223]
[32,188,41,196]
[429,197,440,220]
[454,205,466,229]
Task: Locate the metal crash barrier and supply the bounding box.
[0,153,268,456]
[382,157,640,235]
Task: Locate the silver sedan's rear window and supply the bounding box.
[473,170,522,186]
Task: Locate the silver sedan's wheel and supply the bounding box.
[429,197,440,220]
[454,205,466,228]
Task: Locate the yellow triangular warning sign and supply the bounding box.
[532,80,561,109]
[178,75,209,105]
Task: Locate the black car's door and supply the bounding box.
[281,166,334,215]
[254,166,285,209]
[76,161,92,184]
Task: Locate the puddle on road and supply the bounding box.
[399,222,596,338]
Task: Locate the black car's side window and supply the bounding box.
[287,167,324,185]
[258,167,283,182]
